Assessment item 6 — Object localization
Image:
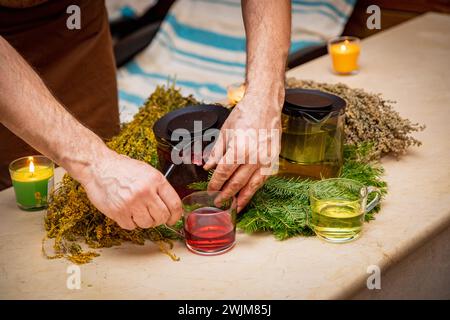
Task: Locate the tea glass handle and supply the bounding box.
[365,186,381,213]
[163,224,185,238]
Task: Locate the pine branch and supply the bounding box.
[237,143,387,239]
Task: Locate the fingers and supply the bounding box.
[236,168,268,212]
[130,204,154,229]
[203,130,226,170]
[158,181,183,226]
[115,214,137,231]
[207,142,246,191]
[127,190,155,229]
[124,176,182,229]
[86,154,184,231]
[214,164,258,204]
[146,195,171,226]
[208,163,240,192]
[122,193,176,230]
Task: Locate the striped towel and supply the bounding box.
[106,0,157,21]
[117,0,356,123]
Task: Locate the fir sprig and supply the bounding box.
[188,143,387,240]
[239,142,387,239]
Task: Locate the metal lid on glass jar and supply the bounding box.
[283,89,346,120]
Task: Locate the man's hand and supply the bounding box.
[204,91,283,212]
[79,149,182,230]
[203,0,291,211]
[1,37,182,230]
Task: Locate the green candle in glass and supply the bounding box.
[9,156,54,211]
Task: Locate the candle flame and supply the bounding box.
[28,157,35,174]
[340,44,347,51]
[227,84,245,105]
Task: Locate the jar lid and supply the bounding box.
[283,89,346,119]
[153,104,230,143]
[167,111,218,135]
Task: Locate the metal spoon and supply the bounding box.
[160,139,198,239]
[161,163,185,238]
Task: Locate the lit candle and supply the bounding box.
[328,36,361,75]
[227,83,245,106]
[9,156,54,211]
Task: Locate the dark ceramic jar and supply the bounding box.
[153,105,230,197]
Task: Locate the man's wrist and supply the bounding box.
[59,134,113,185]
[245,78,285,110]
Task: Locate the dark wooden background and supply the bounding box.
[344,0,450,38]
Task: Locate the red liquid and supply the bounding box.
[184,207,236,255]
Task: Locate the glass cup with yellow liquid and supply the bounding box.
[309,178,381,243]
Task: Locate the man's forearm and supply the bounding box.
[0,36,110,184]
[242,0,291,105]
[0,36,183,229]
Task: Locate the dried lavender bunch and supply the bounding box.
[286,78,425,158]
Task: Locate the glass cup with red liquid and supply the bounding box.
[179,191,237,255]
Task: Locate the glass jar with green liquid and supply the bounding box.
[278,89,346,179]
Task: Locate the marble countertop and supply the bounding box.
[1,12,449,299]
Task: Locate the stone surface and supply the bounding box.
[0,13,449,299]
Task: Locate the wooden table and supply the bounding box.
[1,12,449,299]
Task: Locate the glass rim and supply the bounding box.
[181,190,237,211]
[9,155,54,172]
[327,36,360,46]
[310,178,366,202]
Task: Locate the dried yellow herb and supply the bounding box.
[44,85,195,263]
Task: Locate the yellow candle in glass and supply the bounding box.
[328,37,361,74]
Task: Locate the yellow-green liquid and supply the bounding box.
[280,130,328,163]
[310,199,364,243]
[278,125,342,179]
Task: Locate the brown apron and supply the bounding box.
[0,0,120,190]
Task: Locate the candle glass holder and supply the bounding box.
[9,156,54,211]
[327,36,361,75]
